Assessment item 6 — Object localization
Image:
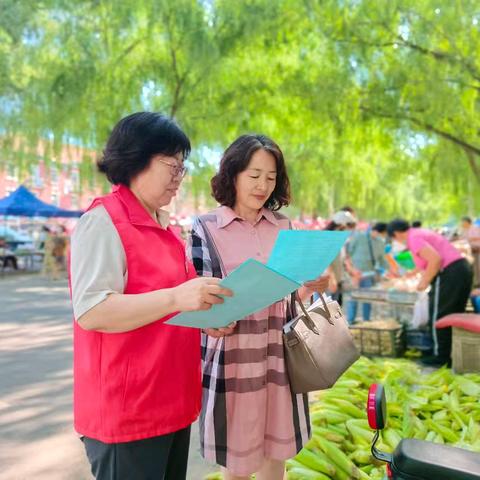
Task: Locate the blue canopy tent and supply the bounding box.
[0,185,83,218]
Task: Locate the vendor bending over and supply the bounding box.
[387,219,472,366]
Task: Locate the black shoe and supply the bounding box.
[419,355,451,368]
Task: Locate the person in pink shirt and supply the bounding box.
[387,219,473,366]
[188,134,329,480]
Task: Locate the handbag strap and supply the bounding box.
[287,292,297,320]
[367,232,376,270]
[294,292,335,331]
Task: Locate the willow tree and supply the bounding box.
[314,0,480,217]
[0,0,478,221]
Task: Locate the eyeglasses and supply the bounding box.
[158,159,188,178]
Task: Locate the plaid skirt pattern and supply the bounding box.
[188,212,310,475]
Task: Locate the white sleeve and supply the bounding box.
[70,205,127,320]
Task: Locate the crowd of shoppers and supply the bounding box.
[322,209,475,367]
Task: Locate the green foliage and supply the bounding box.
[0,0,479,222]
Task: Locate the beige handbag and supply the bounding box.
[283,293,360,393]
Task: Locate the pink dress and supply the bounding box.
[188,206,310,476]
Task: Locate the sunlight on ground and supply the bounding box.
[15,286,70,293]
[0,321,72,351]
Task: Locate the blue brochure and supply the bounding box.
[267,230,350,283]
[166,230,348,328]
[166,259,300,328]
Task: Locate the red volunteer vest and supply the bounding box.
[73,184,201,443]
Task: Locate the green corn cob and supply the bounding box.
[425,419,459,443]
[295,448,336,477]
[287,466,331,480]
[316,436,361,480]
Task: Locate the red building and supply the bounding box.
[0,139,214,228]
[0,140,104,209]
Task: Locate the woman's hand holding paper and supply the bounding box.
[203,322,237,338]
[297,274,329,302]
[303,274,330,293]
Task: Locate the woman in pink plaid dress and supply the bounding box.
[187,135,328,479]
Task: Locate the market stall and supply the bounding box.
[0,186,83,273]
[344,276,432,354]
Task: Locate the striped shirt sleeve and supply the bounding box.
[186,218,213,278]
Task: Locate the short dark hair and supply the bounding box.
[387,218,410,237]
[412,220,422,228]
[97,112,191,186]
[372,222,387,234]
[340,205,355,214]
[211,134,291,211]
[462,216,472,224]
[325,221,345,231]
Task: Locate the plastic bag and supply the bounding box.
[412,291,429,329]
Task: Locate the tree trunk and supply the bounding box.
[464,148,480,185]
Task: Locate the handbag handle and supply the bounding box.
[294,292,335,332]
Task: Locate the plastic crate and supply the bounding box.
[406,328,433,351]
[471,295,480,313]
[349,320,405,357]
[452,327,480,373]
[349,288,388,302]
[386,290,418,305]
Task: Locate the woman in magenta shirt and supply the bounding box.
[387,219,472,366]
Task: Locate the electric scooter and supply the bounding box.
[367,384,480,480]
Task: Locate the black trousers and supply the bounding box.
[82,425,191,480]
[429,258,473,361]
[1,255,17,269]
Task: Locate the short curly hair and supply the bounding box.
[211,134,291,211]
[97,112,191,186]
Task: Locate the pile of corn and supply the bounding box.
[205,357,480,480]
[289,357,480,479]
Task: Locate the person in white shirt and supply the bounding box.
[460,216,480,287]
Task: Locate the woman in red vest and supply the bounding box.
[70,112,233,480]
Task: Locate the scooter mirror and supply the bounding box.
[367,384,387,430]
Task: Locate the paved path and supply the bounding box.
[0,274,216,480]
